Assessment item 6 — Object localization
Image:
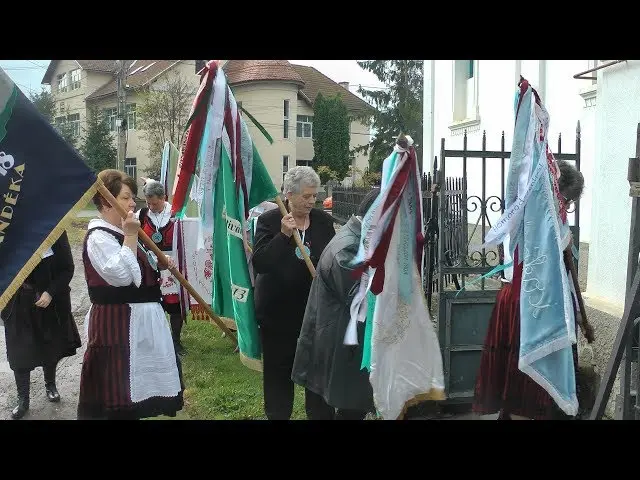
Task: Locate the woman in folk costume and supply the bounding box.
[252,166,336,420]
[77,169,184,420]
[473,78,586,420]
[137,179,185,355]
[2,231,81,419]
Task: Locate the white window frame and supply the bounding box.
[57,73,68,93]
[449,60,480,135]
[283,99,290,139]
[70,69,81,90]
[579,60,598,108]
[103,107,118,132]
[296,115,313,139]
[282,155,289,184]
[124,157,137,179]
[67,113,80,137]
[126,103,136,130]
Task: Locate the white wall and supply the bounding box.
[424,60,594,242]
[586,60,640,308]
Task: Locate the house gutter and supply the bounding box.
[573,60,627,80]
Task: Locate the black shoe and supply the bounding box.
[12,370,30,419]
[45,384,61,403]
[11,400,29,419]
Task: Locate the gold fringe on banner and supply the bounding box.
[0,180,99,312]
[221,316,237,331]
[396,387,447,420]
[240,352,263,373]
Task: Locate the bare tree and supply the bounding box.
[136,69,197,177]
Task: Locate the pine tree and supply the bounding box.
[81,107,117,173]
[312,93,352,181]
[354,61,423,173]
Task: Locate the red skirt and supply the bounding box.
[472,278,560,419]
[77,304,184,419]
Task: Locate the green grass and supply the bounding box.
[180,318,307,420]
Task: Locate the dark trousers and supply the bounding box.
[14,362,57,404]
[169,313,183,345]
[260,326,369,420]
[260,326,333,420]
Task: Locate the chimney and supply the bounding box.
[339,81,349,90]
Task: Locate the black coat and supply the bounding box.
[2,231,81,371]
[252,207,335,334]
[291,217,374,411]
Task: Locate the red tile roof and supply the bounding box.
[291,64,373,114]
[222,60,373,115]
[223,60,305,86]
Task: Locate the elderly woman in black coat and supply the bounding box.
[2,231,81,419]
[252,166,336,420]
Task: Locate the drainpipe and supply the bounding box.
[573,60,627,80]
[538,60,547,101]
[423,60,435,175]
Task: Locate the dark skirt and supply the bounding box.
[162,297,182,316]
[77,304,184,420]
[2,284,81,372]
[473,259,578,420]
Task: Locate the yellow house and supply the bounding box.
[222,60,374,189]
[41,60,201,181]
[41,60,374,189]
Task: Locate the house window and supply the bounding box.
[70,69,81,90]
[57,73,68,93]
[297,115,313,138]
[124,157,137,179]
[67,113,80,138]
[452,60,479,123]
[58,101,65,114]
[296,160,312,167]
[283,99,290,139]
[126,103,136,130]
[103,107,118,132]
[54,116,66,126]
[282,155,289,183]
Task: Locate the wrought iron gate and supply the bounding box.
[436,124,582,404]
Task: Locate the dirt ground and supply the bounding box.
[0,244,89,420]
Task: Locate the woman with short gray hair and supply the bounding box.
[142,178,166,199]
[136,178,185,355]
[252,166,337,420]
[282,166,321,197]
